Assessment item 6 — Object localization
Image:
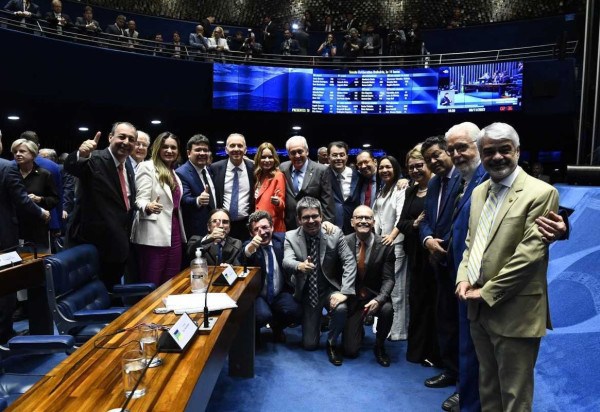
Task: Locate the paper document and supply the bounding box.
[164,293,238,313]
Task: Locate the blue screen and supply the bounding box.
[213,61,523,115]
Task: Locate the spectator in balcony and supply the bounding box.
[343,12,359,33]
[75,6,101,35]
[317,33,337,58]
[261,15,275,54]
[105,14,126,38]
[207,26,229,58]
[321,15,335,33]
[171,31,185,59]
[189,24,208,58]
[301,10,313,32]
[361,23,381,56]
[405,21,422,55]
[228,30,244,52]
[281,29,300,56]
[124,20,139,48]
[201,15,215,37]
[387,23,407,56]
[45,0,71,34]
[4,0,41,24]
[153,33,168,57]
[241,32,262,60]
[342,28,363,59]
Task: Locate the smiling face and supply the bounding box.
[446,129,479,176]
[208,210,231,236]
[480,137,519,182]
[225,134,247,166]
[299,207,322,237]
[423,144,453,177]
[132,133,149,163]
[378,158,395,184]
[351,205,374,238]
[249,217,273,245]
[159,137,179,167]
[188,143,209,168]
[356,152,377,179]
[328,145,347,173]
[108,123,136,163]
[288,142,308,170]
[407,157,431,186]
[259,147,275,172]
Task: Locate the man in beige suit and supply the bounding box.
[455,122,559,412]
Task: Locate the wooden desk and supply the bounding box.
[7,266,261,412]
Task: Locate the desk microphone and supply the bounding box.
[203,243,220,329]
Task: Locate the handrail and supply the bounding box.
[0,12,578,69]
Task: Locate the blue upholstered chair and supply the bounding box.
[44,244,155,345]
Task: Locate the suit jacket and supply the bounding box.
[4,0,41,18]
[64,148,136,264]
[280,159,335,230]
[241,232,289,294]
[456,169,559,338]
[105,23,125,37]
[176,160,214,238]
[189,33,208,52]
[282,225,356,301]
[255,171,286,232]
[328,167,360,234]
[419,167,462,249]
[280,38,300,55]
[75,17,101,33]
[210,158,255,215]
[345,233,395,305]
[0,158,43,250]
[196,236,242,266]
[131,160,187,247]
[45,12,71,28]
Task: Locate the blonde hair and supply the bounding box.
[405,143,424,165]
[11,138,38,157]
[150,132,180,190]
[253,142,280,186]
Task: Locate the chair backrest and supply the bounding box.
[44,244,111,320]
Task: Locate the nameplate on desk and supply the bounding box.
[158,312,197,353]
[213,264,238,286]
[0,252,22,269]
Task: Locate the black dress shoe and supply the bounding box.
[326,341,343,366]
[374,345,390,367]
[424,372,456,388]
[442,392,459,411]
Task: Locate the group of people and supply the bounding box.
[0,120,568,412]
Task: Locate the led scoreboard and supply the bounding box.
[213,61,522,115]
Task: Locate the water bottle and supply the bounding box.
[190,247,208,293]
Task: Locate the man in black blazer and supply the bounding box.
[327,141,360,234]
[210,133,254,240]
[4,0,41,22]
[344,205,395,366]
[105,14,126,37]
[187,209,242,266]
[242,211,302,342]
[64,122,137,288]
[74,6,101,35]
[45,0,70,33]
[0,133,50,343]
[280,135,335,231]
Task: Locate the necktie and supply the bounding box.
[217,242,223,263]
[117,163,130,210]
[338,173,345,198]
[265,245,275,304]
[201,168,215,209]
[357,240,366,281]
[307,236,320,307]
[293,169,301,195]
[230,167,240,219]
[364,179,373,207]
[466,183,502,285]
[438,176,450,218]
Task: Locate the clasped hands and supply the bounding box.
[455,281,482,301]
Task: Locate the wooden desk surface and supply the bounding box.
[7,266,260,412]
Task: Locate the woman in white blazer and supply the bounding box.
[132,132,186,285]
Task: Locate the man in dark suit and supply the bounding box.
[261,15,275,54]
[4,0,41,22]
[64,122,137,289]
[355,150,378,209]
[327,141,359,234]
[105,14,126,37]
[45,0,71,33]
[419,135,462,390]
[187,208,241,266]
[344,205,395,366]
[242,211,302,342]
[0,132,50,343]
[456,122,559,411]
[280,135,335,231]
[176,134,215,240]
[74,6,101,35]
[283,197,356,366]
[210,133,254,240]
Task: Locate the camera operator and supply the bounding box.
[280,29,300,56]
[405,21,421,55]
[342,28,363,59]
[241,30,262,60]
[317,33,337,58]
[387,23,406,56]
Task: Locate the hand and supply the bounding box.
[536,211,566,244]
[413,211,425,228]
[396,178,410,191]
[425,238,447,262]
[247,235,262,254]
[62,210,69,220]
[270,189,282,206]
[455,281,471,301]
[41,208,50,223]
[322,221,335,235]
[363,299,379,314]
[28,193,42,203]
[145,196,163,214]
[297,256,316,273]
[78,132,101,158]
[209,226,226,243]
[381,233,396,246]
[329,292,347,309]
[198,187,210,206]
[465,288,482,301]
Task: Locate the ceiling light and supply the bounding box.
[292,126,301,131]
[151,120,162,125]
[78,127,89,132]
[362,143,372,148]
[216,140,225,145]
[7,115,20,120]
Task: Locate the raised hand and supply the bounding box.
[78,131,101,158]
[145,196,163,214]
[198,186,210,206]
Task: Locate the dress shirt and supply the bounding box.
[191,162,215,207]
[223,160,250,219]
[354,232,374,264]
[292,160,309,192]
[107,149,131,198]
[489,166,521,226]
[337,166,353,201]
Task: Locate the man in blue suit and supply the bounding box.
[242,211,302,343]
[327,141,360,234]
[0,132,50,343]
[419,135,462,392]
[176,134,215,240]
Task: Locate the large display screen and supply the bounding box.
[213,61,523,114]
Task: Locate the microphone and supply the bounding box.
[0,241,38,259]
[202,241,221,330]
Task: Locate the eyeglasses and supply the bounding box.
[210,218,230,225]
[407,163,425,171]
[352,215,373,222]
[300,214,321,222]
[329,153,347,159]
[445,142,475,156]
[135,142,149,148]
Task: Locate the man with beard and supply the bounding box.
[456,122,559,411]
[65,122,137,288]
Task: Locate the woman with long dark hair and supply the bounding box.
[253,142,286,232]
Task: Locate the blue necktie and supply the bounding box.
[230,167,240,219]
[292,169,301,195]
[265,245,275,304]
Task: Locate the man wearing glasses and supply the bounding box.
[344,205,395,366]
[283,197,356,366]
[187,208,241,265]
[128,131,150,172]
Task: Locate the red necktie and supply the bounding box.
[117,163,130,210]
[358,240,366,280]
[364,181,372,207]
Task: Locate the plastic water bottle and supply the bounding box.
[190,248,208,293]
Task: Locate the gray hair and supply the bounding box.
[296,196,322,218]
[286,135,309,152]
[226,132,246,146]
[39,148,58,162]
[477,122,520,152]
[110,122,138,139]
[11,138,38,156]
[137,130,150,144]
[445,122,480,143]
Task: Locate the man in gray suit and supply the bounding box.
[283,197,356,366]
[280,135,335,230]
